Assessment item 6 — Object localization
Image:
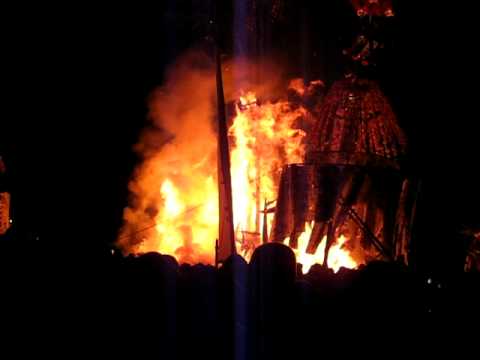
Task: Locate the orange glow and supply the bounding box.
[229,93,307,259]
[284,222,358,274]
[120,83,359,272]
[288,78,306,96]
[239,91,258,109]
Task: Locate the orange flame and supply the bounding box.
[229,93,307,258]
[284,222,358,274]
[239,91,258,109]
[120,76,359,272]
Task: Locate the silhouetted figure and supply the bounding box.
[303,263,343,338]
[291,277,315,357]
[218,254,249,360]
[177,263,219,360]
[248,243,296,360]
[129,252,179,358]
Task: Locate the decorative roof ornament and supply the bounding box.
[351,0,394,18]
[344,0,396,77]
[306,0,407,168]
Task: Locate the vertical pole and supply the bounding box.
[214,10,237,263]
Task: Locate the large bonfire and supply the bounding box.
[118,52,360,273]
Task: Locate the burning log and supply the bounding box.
[260,199,276,244]
[270,164,312,249]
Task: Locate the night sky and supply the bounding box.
[2,1,478,273]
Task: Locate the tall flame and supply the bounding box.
[229,92,307,258]
[119,61,359,272]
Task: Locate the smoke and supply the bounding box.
[118,50,217,256]
[118,49,290,259]
[222,56,288,102]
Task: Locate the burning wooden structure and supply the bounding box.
[270,77,418,269]
[118,0,420,273]
[220,0,418,270]
[268,0,419,269]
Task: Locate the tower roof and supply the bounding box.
[306,78,407,168]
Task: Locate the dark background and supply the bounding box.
[1,1,478,274]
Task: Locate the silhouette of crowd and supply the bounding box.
[0,237,478,359]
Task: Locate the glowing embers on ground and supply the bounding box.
[284,222,358,274]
